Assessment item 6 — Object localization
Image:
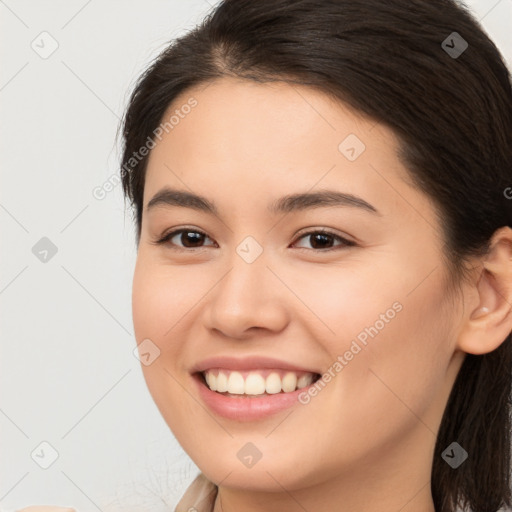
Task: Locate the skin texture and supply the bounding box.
[131,77,512,512]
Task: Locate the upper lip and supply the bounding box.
[191,355,320,374]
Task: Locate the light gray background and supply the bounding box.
[1,1,511,511]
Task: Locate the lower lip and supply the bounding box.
[192,373,316,421]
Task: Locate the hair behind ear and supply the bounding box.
[432,339,512,511]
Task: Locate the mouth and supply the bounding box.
[190,355,323,420]
[196,368,322,397]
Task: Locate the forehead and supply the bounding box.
[143,77,414,215]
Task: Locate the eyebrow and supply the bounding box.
[146,187,380,216]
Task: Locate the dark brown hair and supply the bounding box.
[118,1,512,510]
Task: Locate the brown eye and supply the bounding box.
[293,230,356,251]
[176,230,207,248]
[153,228,217,249]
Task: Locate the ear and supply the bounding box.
[456,226,512,355]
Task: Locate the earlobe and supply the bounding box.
[456,226,512,355]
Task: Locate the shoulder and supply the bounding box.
[174,472,218,512]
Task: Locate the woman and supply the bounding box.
[19,0,512,510]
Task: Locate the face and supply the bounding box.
[132,77,465,493]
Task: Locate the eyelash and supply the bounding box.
[151,227,356,252]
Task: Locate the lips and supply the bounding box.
[191,355,321,374]
[190,354,321,413]
[189,355,322,419]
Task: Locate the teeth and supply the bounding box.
[265,372,282,394]
[245,373,266,395]
[216,371,228,392]
[202,369,315,396]
[297,374,312,389]
[205,371,215,391]
[227,371,245,394]
[282,372,297,392]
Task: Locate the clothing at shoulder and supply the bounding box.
[174,472,218,512]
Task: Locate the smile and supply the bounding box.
[202,368,320,396]
[190,355,322,420]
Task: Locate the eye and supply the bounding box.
[151,227,356,252]
[291,229,356,251]
[151,227,217,250]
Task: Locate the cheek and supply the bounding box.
[300,259,453,428]
[337,275,453,437]
[132,255,198,342]
[284,261,404,353]
[131,258,205,440]
[131,257,190,399]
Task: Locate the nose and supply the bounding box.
[202,248,290,339]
